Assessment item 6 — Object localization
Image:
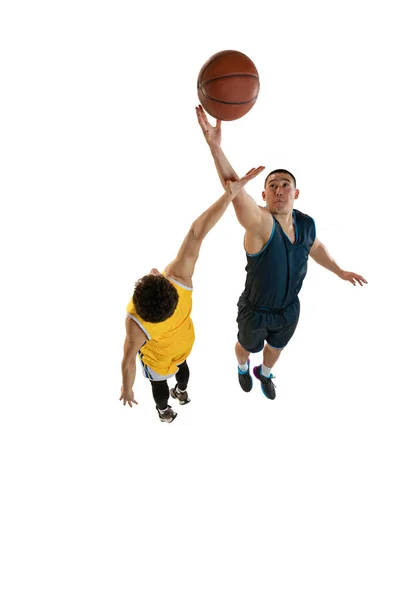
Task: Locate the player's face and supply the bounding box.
[262,174,299,214]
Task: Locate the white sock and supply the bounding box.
[176,386,186,394]
[238,362,248,373]
[159,406,169,414]
[261,364,272,378]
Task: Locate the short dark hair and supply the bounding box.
[132,274,179,323]
[264,169,296,188]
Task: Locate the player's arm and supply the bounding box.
[120,317,147,407]
[309,237,368,286]
[196,105,263,233]
[166,166,265,287]
[309,237,343,276]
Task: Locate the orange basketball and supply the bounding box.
[197,50,260,121]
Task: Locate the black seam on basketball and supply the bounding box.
[198,91,258,105]
[198,73,259,88]
[200,51,244,78]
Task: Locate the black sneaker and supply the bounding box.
[157,405,177,423]
[238,360,253,392]
[170,385,191,405]
[253,365,276,400]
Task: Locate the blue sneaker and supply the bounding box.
[238,360,253,392]
[253,365,276,400]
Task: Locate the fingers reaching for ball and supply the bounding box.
[225,166,265,196]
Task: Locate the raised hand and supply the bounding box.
[225,166,265,197]
[195,104,221,148]
[339,270,368,286]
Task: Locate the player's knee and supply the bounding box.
[266,344,283,355]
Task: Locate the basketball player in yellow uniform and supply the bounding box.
[120,166,265,422]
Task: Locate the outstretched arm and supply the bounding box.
[310,238,368,286]
[196,105,263,232]
[166,166,265,287]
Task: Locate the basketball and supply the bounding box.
[197,50,260,121]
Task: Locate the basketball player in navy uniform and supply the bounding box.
[196,105,368,399]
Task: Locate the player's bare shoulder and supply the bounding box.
[259,205,274,244]
[260,204,274,229]
[244,205,274,254]
[125,316,147,345]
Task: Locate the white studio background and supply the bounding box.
[1,1,399,599]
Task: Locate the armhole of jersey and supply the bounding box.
[311,217,317,243]
[165,274,193,291]
[126,314,150,340]
[246,220,276,257]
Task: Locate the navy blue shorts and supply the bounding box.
[236,295,300,353]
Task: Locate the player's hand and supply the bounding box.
[339,270,368,286]
[119,386,138,407]
[195,104,221,147]
[225,166,265,197]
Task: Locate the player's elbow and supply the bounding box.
[190,223,205,241]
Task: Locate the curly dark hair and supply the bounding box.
[132,274,179,323]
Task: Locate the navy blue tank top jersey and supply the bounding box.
[241,209,316,310]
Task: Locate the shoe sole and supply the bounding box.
[159,413,178,423]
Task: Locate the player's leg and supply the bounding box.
[170,361,191,405]
[252,344,283,400]
[235,341,253,392]
[139,359,177,422]
[150,379,178,423]
[236,300,266,393]
[263,344,283,371]
[253,305,299,400]
[235,341,250,365]
[149,379,169,411]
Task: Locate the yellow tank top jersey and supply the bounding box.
[126,275,195,376]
